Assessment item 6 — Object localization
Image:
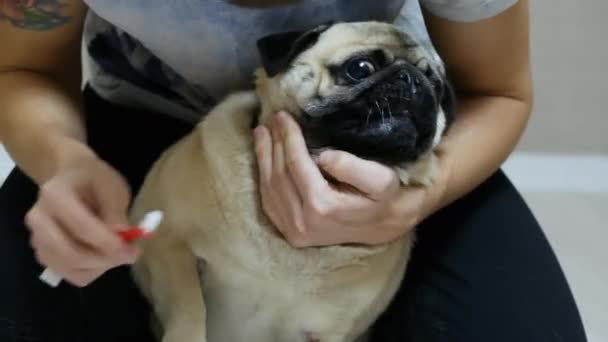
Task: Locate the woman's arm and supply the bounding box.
[420,0,533,215]
[253,0,533,247]
[1,2,138,287]
[0,0,91,184]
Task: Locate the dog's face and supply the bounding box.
[255,22,455,166]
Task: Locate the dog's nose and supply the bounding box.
[396,70,423,96]
[398,71,412,85]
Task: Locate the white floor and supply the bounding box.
[1,146,606,341]
[504,153,608,342]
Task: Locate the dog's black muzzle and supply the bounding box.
[302,63,444,165]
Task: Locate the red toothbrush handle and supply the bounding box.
[118,227,153,242]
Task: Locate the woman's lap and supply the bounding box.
[0,88,587,341]
[369,171,587,341]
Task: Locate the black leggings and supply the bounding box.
[0,88,587,342]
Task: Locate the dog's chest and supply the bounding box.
[192,231,408,342]
[198,259,346,342]
[174,104,412,341]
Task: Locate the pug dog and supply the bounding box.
[129,21,456,342]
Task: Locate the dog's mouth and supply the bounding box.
[301,64,442,165]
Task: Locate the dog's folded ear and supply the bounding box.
[256,23,332,77]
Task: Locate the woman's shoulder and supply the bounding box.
[420,0,518,22]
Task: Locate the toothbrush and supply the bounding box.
[39,210,164,288]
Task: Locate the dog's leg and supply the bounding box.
[133,233,207,342]
[396,152,438,186]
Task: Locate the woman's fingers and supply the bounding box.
[253,111,410,248]
[270,119,307,237]
[318,150,399,201]
[26,207,121,274]
[22,157,142,287]
[254,125,283,227]
[63,269,106,288]
[254,117,313,245]
[254,126,273,185]
[38,182,136,261]
[255,123,304,240]
[276,112,331,205]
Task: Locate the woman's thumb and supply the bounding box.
[318,150,399,200]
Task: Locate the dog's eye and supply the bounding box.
[345,58,376,82]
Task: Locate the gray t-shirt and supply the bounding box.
[82,0,517,122]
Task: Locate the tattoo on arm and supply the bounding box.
[0,0,71,30]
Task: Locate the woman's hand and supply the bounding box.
[25,155,138,287]
[253,112,445,248]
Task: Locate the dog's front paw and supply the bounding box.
[396,153,437,186]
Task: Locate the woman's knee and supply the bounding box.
[370,170,587,341]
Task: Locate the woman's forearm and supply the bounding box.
[424,94,532,217]
[0,70,94,184]
[417,0,532,218]
[0,0,89,184]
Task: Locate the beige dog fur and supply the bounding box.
[129,22,447,342]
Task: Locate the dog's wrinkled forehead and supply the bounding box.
[303,22,418,62]
[257,22,442,78]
